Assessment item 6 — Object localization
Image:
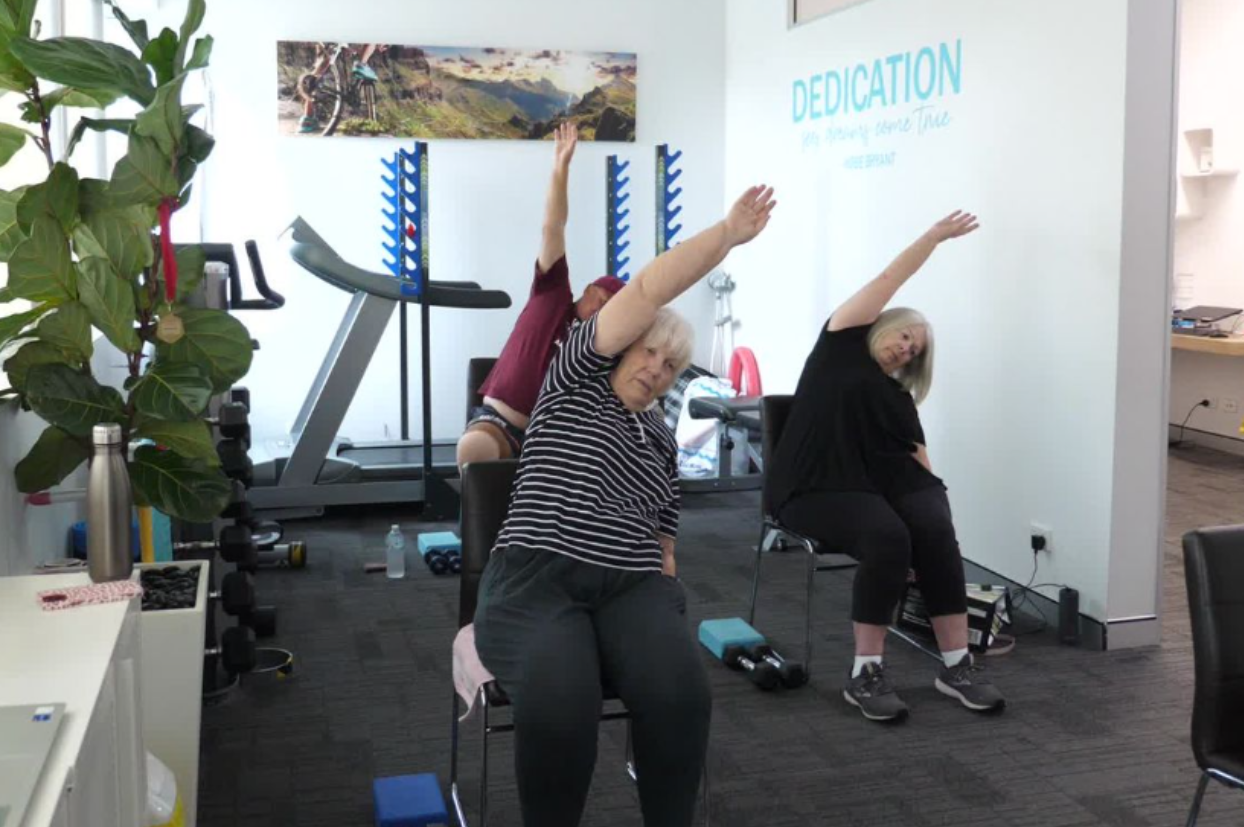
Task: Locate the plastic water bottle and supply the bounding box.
[87,423,133,583]
[385,525,406,579]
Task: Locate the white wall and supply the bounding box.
[191,0,725,454]
[1169,0,1244,444]
[724,0,1171,634]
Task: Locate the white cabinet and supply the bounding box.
[0,574,146,827]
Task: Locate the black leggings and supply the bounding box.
[474,547,711,827]
[779,486,968,626]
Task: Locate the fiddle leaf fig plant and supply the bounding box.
[0,0,248,523]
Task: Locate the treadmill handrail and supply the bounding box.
[283,217,511,310]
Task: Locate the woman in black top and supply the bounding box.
[473,185,777,827]
[769,210,1006,723]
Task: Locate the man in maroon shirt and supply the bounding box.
[457,122,626,467]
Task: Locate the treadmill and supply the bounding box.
[248,218,511,519]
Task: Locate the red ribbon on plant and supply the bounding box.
[158,199,178,302]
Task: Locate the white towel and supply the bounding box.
[452,624,496,721]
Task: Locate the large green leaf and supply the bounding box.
[36,301,93,362]
[175,156,196,189]
[14,425,91,493]
[0,286,12,303]
[3,341,64,391]
[186,35,213,72]
[130,361,211,421]
[175,0,206,71]
[8,36,155,106]
[25,362,125,437]
[129,444,231,523]
[0,0,38,36]
[7,217,76,302]
[16,162,78,233]
[135,74,185,156]
[43,87,121,111]
[155,308,253,393]
[103,0,149,51]
[141,28,179,87]
[76,189,155,279]
[0,14,35,92]
[110,132,178,205]
[181,124,213,164]
[77,257,140,352]
[0,302,47,350]
[66,117,133,158]
[132,415,219,466]
[0,187,27,261]
[0,122,27,167]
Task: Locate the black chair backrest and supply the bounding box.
[466,357,498,418]
[459,459,519,627]
[760,395,793,518]
[1183,526,1244,769]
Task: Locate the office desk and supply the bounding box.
[1171,332,1244,356]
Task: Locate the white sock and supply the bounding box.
[852,655,883,678]
[942,648,970,669]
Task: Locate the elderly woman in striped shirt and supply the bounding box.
[473,185,777,827]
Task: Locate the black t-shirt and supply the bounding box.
[768,323,943,511]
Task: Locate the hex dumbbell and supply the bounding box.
[747,644,808,688]
[207,626,257,674]
[722,644,781,690]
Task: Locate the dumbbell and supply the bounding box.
[176,524,259,571]
[246,605,277,638]
[722,644,781,691]
[211,570,255,616]
[423,548,461,575]
[257,541,307,569]
[230,386,250,412]
[217,439,253,487]
[206,625,257,674]
[747,644,808,688]
[222,480,253,524]
[208,402,251,448]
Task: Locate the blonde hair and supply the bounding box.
[636,308,695,382]
[867,307,934,404]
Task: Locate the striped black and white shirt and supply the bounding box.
[494,314,679,572]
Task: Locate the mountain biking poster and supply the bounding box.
[277,42,638,140]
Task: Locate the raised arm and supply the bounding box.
[594,185,777,356]
[537,122,578,274]
[826,210,979,332]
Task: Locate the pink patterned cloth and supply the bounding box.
[452,624,496,721]
[38,580,143,611]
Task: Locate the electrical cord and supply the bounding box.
[1172,399,1210,447]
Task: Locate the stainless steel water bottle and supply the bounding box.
[87,423,133,583]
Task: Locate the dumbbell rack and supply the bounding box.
[198,392,295,701]
[605,155,632,281]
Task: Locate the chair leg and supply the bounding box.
[803,538,817,675]
[479,690,489,827]
[748,522,769,626]
[451,691,466,827]
[1186,771,1210,827]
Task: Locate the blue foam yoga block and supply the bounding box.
[698,618,765,660]
[373,773,449,827]
[417,531,461,558]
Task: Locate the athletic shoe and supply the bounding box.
[353,62,379,82]
[843,662,909,722]
[935,654,1006,712]
[298,115,320,134]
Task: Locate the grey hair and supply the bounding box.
[867,307,934,405]
[638,307,695,379]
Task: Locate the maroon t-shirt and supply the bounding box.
[478,256,576,419]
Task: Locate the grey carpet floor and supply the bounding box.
[196,446,1244,826]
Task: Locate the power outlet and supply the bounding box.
[1224,398,1239,414]
[1204,398,1218,410]
[1030,522,1053,553]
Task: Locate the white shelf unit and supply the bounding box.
[1176,127,1237,221]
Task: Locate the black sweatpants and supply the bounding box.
[473,546,711,827]
[779,486,968,626]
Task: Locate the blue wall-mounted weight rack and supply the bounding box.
[382,141,429,298]
[655,144,683,255]
[605,155,632,281]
